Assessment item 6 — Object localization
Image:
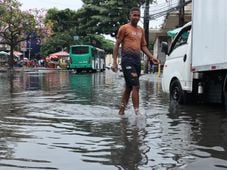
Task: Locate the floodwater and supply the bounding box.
[0,70,227,170]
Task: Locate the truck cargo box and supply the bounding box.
[192,0,227,71]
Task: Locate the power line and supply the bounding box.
[19,0,83,10]
[143,0,191,20]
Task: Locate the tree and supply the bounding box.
[41,0,158,56]
[40,31,74,57]
[77,0,146,37]
[41,8,79,56]
[82,34,114,53]
[40,30,114,57]
[0,0,36,69]
[44,8,78,33]
[41,8,114,56]
[78,0,156,73]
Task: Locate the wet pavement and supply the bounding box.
[0,69,227,170]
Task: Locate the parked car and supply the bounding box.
[106,63,122,72]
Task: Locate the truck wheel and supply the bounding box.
[170,79,184,104]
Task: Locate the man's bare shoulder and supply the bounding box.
[120,23,130,29]
[136,25,144,30]
[120,23,143,31]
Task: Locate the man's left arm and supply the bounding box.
[141,46,160,64]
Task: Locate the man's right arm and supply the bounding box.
[112,26,124,72]
[112,40,120,72]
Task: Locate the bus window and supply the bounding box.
[72,46,89,54]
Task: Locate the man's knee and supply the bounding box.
[126,86,132,92]
[131,72,138,78]
[132,85,139,90]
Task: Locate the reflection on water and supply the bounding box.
[112,116,149,170]
[0,70,227,170]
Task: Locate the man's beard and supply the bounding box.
[131,20,138,26]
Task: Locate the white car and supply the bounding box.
[106,64,122,72]
[106,64,112,69]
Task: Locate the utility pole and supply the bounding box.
[179,0,185,26]
[143,0,150,74]
[28,40,32,60]
[144,0,150,45]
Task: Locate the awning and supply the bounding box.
[49,55,58,59]
[13,51,23,57]
[167,27,182,37]
[0,51,9,55]
[49,51,69,58]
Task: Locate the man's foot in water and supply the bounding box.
[118,104,125,115]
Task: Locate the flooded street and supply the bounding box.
[0,70,227,170]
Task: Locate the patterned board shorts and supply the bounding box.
[121,56,141,88]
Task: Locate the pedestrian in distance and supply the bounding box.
[112,7,160,115]
[150,59,155,74]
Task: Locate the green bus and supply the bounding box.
[68,45,105,73]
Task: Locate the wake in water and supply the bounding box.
[119,108,147,130]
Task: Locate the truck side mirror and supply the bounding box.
[161,42,168,54]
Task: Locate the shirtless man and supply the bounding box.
[112,7,159,115]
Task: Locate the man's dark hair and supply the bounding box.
[130,7,140,13]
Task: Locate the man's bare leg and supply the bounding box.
[131,86,139,114]
[119,86,131,115]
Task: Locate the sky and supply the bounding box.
[18,0,165,28]
[18,0,83,10]
[17,0,165,41]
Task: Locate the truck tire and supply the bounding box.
[170,79,185,104]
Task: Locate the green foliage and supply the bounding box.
[40,31,114,56]
[41,0,157,56]
[0,0,36,46]
[82,34,114,53]
[41,6,114,56]
[40,31,73,57]
[0,0,37,68]
[78,0,146,37]
[44,8,78,33]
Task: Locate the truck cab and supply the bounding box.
[161,0,227,109]
[161,22,193,104]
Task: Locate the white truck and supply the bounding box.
[161,0,227,108]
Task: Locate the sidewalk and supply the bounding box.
[140,72,162,82]
[0,67,62,73]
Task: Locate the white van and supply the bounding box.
[161,0,227,108]
[161,22,192,104]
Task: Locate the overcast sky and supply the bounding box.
[18,0,165,28]
[18,0,83,10]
